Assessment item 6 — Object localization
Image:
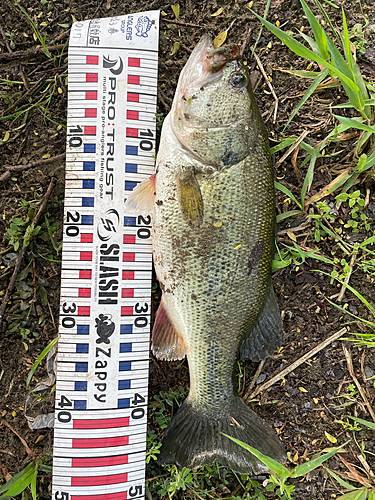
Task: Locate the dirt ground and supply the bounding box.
[1,0,375,498]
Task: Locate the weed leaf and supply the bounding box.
[348,417,375,431]
[292,441,348,477]
[274,181,303,210]
[171,3,180,18]
[300,0,329,60]
[325,467,356,490]
[0,462,36,496]
[26,337,58,387]
[249,9,359,91]
[211,7,223,16]
[283,68,329,131]
[333,114,375,133]
[171,41,180,55]
[222,434,290,477]
[214,31,227,48]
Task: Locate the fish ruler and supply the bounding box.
[52,11,159,500]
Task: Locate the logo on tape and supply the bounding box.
[95,314,115,345]
[97,209,120,242]
[135,16,152,38]
[103,55,124,75]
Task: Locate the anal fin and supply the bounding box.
[240,284,284,362]
[152,297,187,361]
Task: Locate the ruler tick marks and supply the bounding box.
[53,10,159,500]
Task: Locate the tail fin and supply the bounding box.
[159,397,286,474]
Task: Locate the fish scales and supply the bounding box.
[154,127,274,408]
[125,35,286,473]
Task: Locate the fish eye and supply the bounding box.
[229,73,246,88]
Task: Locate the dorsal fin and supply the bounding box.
[124,174,156,214]
[240,284,284,362]
[152,297,187,361]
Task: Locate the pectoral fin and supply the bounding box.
[176,169,204,226]
[124,174,156,214]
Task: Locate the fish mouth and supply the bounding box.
[171,37,242,164]
[176,36,240,102]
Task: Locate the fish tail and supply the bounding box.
[158,397,286,474]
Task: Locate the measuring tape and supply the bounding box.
[53,11,159,500]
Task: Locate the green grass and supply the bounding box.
[0,458,52,500]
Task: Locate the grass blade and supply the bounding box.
[300,0,329,60]
[332,98,375,108]
[325,467,356,490]
[274,181,303,210]
[348,416,375,431]
[250,0,272,58]
[325,36,365,116]
[26,336,58,388]
[320,272,375,318]
[341,7,354,73]
[0,463,36,496]
[341,8,370,117]
[277,68,321,79]
[304,167,351,206]
[222,434,290,477]
[353,62,371,119]
[321,0,339,7]
[314,0,341,45]
[301,145,320,208]
[358,235,375,248]
[333,115,375,133]
[249,9,359,91]
[276,210,304,222]
[283,68,329,130]
[30,470,37,500]
[292,441,348,477]
[270,137,296,154]
[299,31,321,55]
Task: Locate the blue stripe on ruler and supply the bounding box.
[84,144,96,153]
[118,380,131,390]
[126,146,138,155]
[124,217,136,226]
[83,162,95,171]
[82,198,94,207]
[75,381,87,391]
[83,180,95,189]
[74,401,86,409]
[118,398,130,408]
[120,343,132,353]
[119,361,131,371]
[120,325,133,334]
[77,325,90,335]
[125,181,137,191]
[81,215,93,225]
[75,362,88,372]
[76,344,89,353]
[125,163,137,173]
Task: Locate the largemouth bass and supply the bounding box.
[125,36,286,473]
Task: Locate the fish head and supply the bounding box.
[170,36,265,170]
